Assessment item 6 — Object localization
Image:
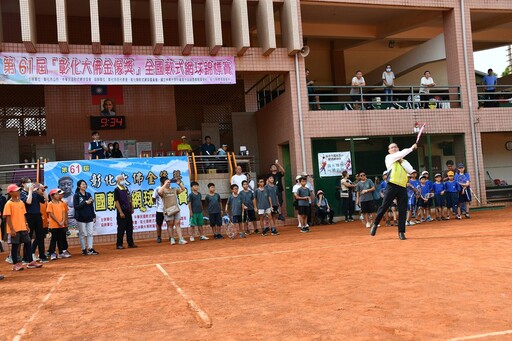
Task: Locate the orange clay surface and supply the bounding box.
[1,207,512,341]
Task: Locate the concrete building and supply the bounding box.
[1,0,512,215]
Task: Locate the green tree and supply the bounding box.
[502,66,510,77]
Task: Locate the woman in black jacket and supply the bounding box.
[73,180,98,255]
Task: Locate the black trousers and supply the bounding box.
[342,196,353,220]
[27,214,46,259]
[374,182,408,233]
[12,231,32,264]
[117,213,134,247]
[317,208,334,224]
[48,228,66,254]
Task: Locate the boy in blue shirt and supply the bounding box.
[407,170,420,224]
[240,180,258,234]
[455,163,471,218]
[444,171,461,219]
[254,178,271,236]
[421,171,434,221]
[188,181,209,241]
[225,184,245,239]
[417,175,432,222]
[205,183,224,239]
[432,173,446,220]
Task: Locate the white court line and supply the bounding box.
[449,329,512,340]
[12,274,66,341]
[155,264,212,328]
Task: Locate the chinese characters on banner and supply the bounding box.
[44,157,190,236]
[317,152,352,177]
[0,53,236,85]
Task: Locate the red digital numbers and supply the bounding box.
[91,116,125,130]
[100,117,109,127]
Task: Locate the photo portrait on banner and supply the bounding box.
[44,157,190,236]
[317,152,352,177]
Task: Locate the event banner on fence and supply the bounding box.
[0,52,236,85]
[44,157,190,236]
[317,151,352,177]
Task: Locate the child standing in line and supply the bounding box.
[408,170,421,223]
[188,181,209,241]
[265,176,280,235]
[295,177,311,233]
[47,189,71,260]
[225,184,245,239]
[405,174,417,226]
[254,178,271,236]
[432,173,446,220]
[4,184,43,271]
[417,175,430,222]
[444,171,461,219]
[455,163,471,218]
[205,183,224,239]
[240,180,258,234]
[421,171,434,221]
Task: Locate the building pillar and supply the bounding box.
[205,0,222,55]
[257,0,276,56]
[19,0,37,52]
[121,0,133,54]
[56,0,69,53]
[178,0,194,55]
[231,0,250,56]
[89,0,101,53]
[280,0,301,56]
[149,0,164,55]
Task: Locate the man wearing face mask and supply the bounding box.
[382,64,395,105]
[114,174,137,249]
[19,177,47,262]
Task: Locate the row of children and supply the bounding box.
[1,183,75,275]
[378,163,471,226]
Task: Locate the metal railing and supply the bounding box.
[188,153,255,181]
[476,84,512,108]
[246,73,286,110]
[0,161,44,185]
[307,85,461,110]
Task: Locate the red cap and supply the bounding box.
[49,189,64,196]
[7,184,21,193]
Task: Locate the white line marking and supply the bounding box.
[155,264,212,328]
[449,329,512,340]
[12,274,66,341]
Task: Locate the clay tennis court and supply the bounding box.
[2,207,512,341]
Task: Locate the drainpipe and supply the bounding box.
[294,53,307,173]
[460,0,481,204]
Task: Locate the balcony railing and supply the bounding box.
[476,85,512,108]
[307,85,461,110]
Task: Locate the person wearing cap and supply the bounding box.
[19,177,47,263]
[455,163,471,218]
[47,189,71,260]
[217,144,228,156]
[432,173,447,221]
[4,184,43,271]
[420,171,434,222]
[314,190,334,225]
[177,136,193,155]
[405,171,419,226]
[371,142,417,240]
[416,175,432,223]
[408,170,421,224]
[444,171,462,219]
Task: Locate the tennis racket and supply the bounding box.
[425,193,435,199]
[415,122,426,144]
[458,174,468,194]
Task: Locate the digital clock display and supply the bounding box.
[90,116,126,130]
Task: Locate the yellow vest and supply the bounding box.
[388,160,408,188]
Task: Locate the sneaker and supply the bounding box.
[415,220,421,224]
[128,244,138,248]
[239,232,246,238]
[189,236,195,242]
[156,236,162,243]
[365,222,371,228]
[360,215,364,221]
[271,228,280,236]
[278,214,286,221]
[465,213,470,219]
[218,234,225,239]
[40,257,49,263]
[198,235,208,240]
[348,218,354,222]
[178,238,188,245]
[50,253,58,261]
[245,229,251,235]
[394,221,398,226]
[116,245,125,249]
[409,221,416,225]
[12,263,24,271]
[456,215,462,220]
[61,250,72,258]
[87,248,99,255]
[170,237,176,245]
[426,216,433,222]
[262,228,270,236]
[445,216,450,220]
[253,229,260,234]
[300,227,310,233]
[5,256,13,264]
[385,220,391,226]
[27,261,43,269]
[82,249,88,256]
[406,221,411,226]
[436,217,441,221]
[421,218,426,222]
[32,254,40,262]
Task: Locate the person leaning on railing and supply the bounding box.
[481,68,498,107]
[350,70,366,110]
[419,71,436,109]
